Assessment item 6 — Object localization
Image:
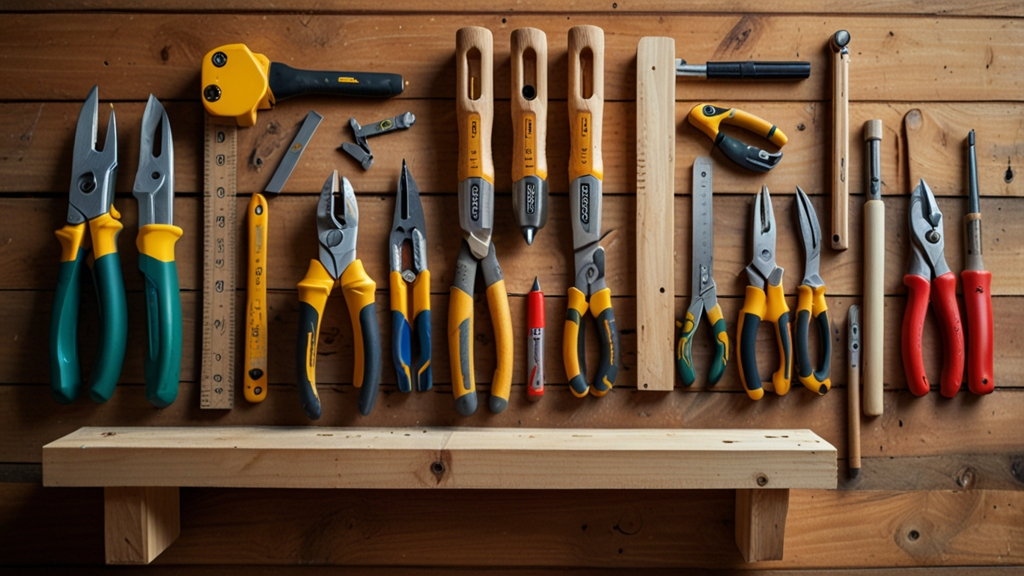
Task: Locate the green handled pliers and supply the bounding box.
[50,86,128,404]
[677,156,729,386]
[133,95,183,408]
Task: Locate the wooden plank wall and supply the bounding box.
[1,1,1022,572]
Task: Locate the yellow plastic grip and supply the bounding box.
[56,223,86,263]
[486,278,513,405]
[390,270,409,324]
[449,286,475,401]
[728,108,788,147]
[136,224,182,262]
[563,286,589,397]
[89,209,122,259]
[297,259,336,390]
[413,270,431,317]
[569,112,602,181]
[340,259,376,389]
[737,285,767,401]
[765,280,792,396]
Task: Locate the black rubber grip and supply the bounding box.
[356,303,382,416]
[706,61,810,80]
[591,308,620,395]
[814,309,832,384]
[739,313,763,392]
[268,62,404,102]
[296,301,322,420]
[795,308,813,380]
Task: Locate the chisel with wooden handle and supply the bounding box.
[862,119,884,416]
[511,27,549,246]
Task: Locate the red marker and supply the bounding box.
[527,277,545,400]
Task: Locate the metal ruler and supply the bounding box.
[201,115,238,409]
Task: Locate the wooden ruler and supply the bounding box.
[201,115,238,409]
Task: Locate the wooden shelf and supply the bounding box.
[43,426,836,564]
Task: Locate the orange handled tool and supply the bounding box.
[963,131,994,394]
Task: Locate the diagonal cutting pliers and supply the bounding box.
[793,186,832,395]
[902,179,964,398]
[50,86,128,405]
[295,171,382,419]
[736,185,793,400]
[677,156,728,386]
[133,95,183,408]
[390,160,432,393]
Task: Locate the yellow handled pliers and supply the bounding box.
[390,160,431,394]
[736,185,793,399]
[688,104,787,172]
[794,186,831,394]
[295,171,381,419]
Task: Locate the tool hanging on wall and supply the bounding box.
[449,26,513,416]
[830,30,851,251]
[902,179,964,398]
[133,95,183,409]
[511,27,549,245]
[963,131,995,395]
[675,59,810,80]
[737,185,792,400]
[295,172,381,419]
[340,112,416,170]
[527,277,545,401]
[862,119,885,416]
[50,86,127,405]
[244,110,322,404]
[201,43,404,126]
[564,25,620,398]
[390,160,432,394]
[847,305,862,480]
[688,104,787,172]
[677,157,728,387]
[793,187,831,395]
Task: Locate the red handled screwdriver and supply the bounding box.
[527,277,545,400]
[963,131,994,394]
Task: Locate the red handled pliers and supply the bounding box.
[902,179,965,397]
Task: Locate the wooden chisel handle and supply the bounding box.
[455,26,495,258]
[830,30,850,251]
[511,28,548,182]
[568,25,604,182]
[863,119,884,416]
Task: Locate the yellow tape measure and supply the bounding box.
[201,116,238,409]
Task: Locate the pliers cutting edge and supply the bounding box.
[295,172,382,419]
[133,95,183,408]
[50,86,128,405]
[390,160,432,393]
[677,157,728,386]
[794,186,832,394]
[902,179,964,397]
[737,185,793,400]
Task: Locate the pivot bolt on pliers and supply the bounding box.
[295,172,382,419]
[50,86,128,405]
[564,25,620,398]
[390,160,432,393]
[688,104,788,172]
[902,179,964,398]
[449,27,514,416]
[793,186,832,395]
[677,157,728,386]
[737,185,793,400]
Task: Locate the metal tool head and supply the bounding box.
[133,94,174,227]
[795,186,823,288]
[390,160,428,280]
[68,85,118,225]
[316,171,359,280]
[848,304,860,368]
[907,179,950,279]
[573,242,607,296]
[745,185,782,288]
[691,156,717,307]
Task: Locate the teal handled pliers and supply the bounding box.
[389,160,431,393]
[133,95,183,408]
[50,86,128,404]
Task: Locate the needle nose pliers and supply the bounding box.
[793,186,832,395]
[390,160,432,393]
[50,86,128,405]
[295,171,382,419]
[133,95,183,408]
[737,185,793,400]
[902,179,964,398]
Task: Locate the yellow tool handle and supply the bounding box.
[295,259,335,420]
[728,108,788,147]
[736,285,767,401]
[511,27,548,182]
[390,270,412,393]
[563,286,590,398]
[568,25,604,181]
[340,259,382,416]
[456,26,495,184]
[244,193,269,403]
[587,287,619,396]
[486,278,514,413]
[863,199,885,416]
[449,285,477,416]
[794,284,832,394]
[90,208,123,259]
[765,279,793,396]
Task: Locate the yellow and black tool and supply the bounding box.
[295,172,381,419]
[449,26,513,416]
[201,43,404,127]
[794,186,831,394]
[688,104,787,172]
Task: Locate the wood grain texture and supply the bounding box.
[635,37,676,391]
[103,486,179,565]
[736,489,790,562]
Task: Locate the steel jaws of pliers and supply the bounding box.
[902,179,964,397]
[390,160,432,393]
[295,172,382,419]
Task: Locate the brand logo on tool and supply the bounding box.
[470,183,480,221]
[526,183,536,214]
[580,183,590,225]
